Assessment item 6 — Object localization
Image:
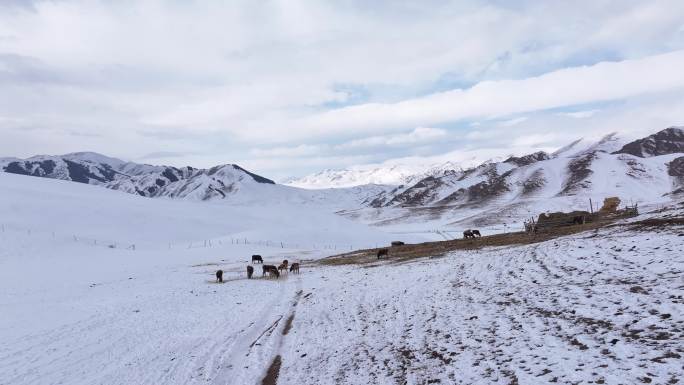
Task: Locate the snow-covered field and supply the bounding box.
[1,173,683,385]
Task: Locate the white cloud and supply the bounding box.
[498,117,528,127]
[337,127,447,149]
[261,50,684,141]
[1,1,683,178]
[557,110,600,119]
[250,144,324,158]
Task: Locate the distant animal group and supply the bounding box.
[463,229,482,239]
[215,255,300,282]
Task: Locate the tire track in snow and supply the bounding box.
[208,277,302,385]
[259,288,303,385]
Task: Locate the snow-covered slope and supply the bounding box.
[0,171,402,250]
[1,173,682,384]
[0,152,276,201]
[339,128,684,232]
[283,161,466,189]
[3,127,684,236]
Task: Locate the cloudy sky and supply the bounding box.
[1,0,684,180]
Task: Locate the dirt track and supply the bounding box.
[320,217,684,266]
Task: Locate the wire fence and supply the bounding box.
[0,223,383,253]
[0,223,137,250]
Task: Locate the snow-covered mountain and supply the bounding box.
[283,161,467,189]
[0,152,275,201]
[3,127,684,233]
[341,127,684,229]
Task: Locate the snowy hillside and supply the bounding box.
[339,128,684,232]
[1,167,682,384]
[2,127,683,238]
[283,161,467,189]
[0,172,401,251]
[0,152,276,201]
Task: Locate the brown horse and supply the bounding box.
[377,248,389,259]
[246,265,254,279]
[278,262,288,275]
[289,263,300,274]
[216,269,223,283]
[262,265,280,279]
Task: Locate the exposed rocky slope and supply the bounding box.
[613,126,684,157]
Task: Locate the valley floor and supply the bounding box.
[1,217,683,384]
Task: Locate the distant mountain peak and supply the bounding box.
[0,153,275,200]
[504,151,550,166]
[613,126,684,158]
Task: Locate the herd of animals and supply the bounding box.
[214,229,483,280]
[215,255,300,282]
[375,229,483,259]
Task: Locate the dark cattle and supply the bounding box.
[472,229,481,237]
[463,230,475,239]
[289,263,300,274]
[216,269,223,283]
[377,248,389,259]
[572,216,585,225]
[252,255,263,264]
[246,265,254,279]
[262,265,280,279]
[391,241,405,247]
[261,265,280,277]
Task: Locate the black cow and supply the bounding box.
[377,248,389,259]
[252,255,263,264]
[472,229,481,237]
[216,269,223,283]
[247,265,254,279]
[463,230,475,239]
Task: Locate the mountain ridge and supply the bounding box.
[0,153,274,201]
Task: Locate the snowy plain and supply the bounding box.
[1,172,683,385]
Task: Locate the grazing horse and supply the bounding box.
[572,216,585,225]
[463,230,475,239]
[246,265,254,279]
[262,264,279,278]
[278,262,288,275]
[282,259,289,269]
[216,269,223,283]
[472,229,482,237]
[262,265,280,279]
[252,255,263,264]
[377,248,389,259]
[289,263,300,274]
